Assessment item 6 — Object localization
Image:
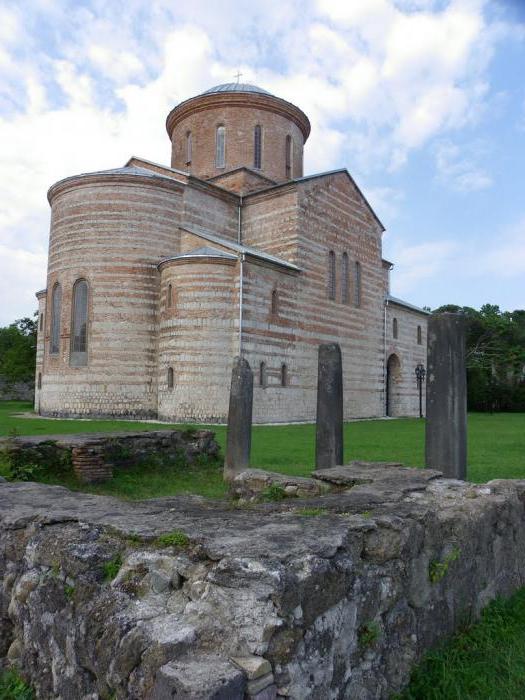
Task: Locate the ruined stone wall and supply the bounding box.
[2,467,525,699]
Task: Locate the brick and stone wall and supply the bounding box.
[167,91,309,183]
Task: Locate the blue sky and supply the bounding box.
[0,0,524,325]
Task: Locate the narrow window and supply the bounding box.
[167,283,173,308]
[341,252,349,304]
[281,363,287,387]
[354,261,362,308]
[37,372,42,390]
[50,283,61,354]
[254,125,262,169]
[271,289,278,315]
[39,312,44,331]
[216,125,225,168]
[186,131,192,165]
[167,367,174,389]
[393,318,398,339]
[285,135,292,178]
[70,279,88,365]
[259,361,267,388]
[417,325,422,345]
[328,251,336,300]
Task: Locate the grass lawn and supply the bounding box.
[0,401,524,499]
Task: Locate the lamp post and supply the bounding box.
[415,363,426,418]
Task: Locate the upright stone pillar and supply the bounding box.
[315,343,344,469]
[425,313,467,479]
[224,356,253,482]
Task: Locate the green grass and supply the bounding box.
[399,588,525,699]
[0,669,33,700]
[1,402,524,500]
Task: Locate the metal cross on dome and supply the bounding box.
[234,70,243,83]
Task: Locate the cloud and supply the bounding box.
[385,238,460,296]
[0,0,521,323]
[434,139,492,191]
[475,216,525,279]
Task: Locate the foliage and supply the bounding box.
[358,621,381,648]
[428,547,461,583]
[156,531,190,548]
[434,304,525,412]
[64,584,75,599]
[260,484,287,501]
[3,438,72,482]
[399,587,525,699]
[0,315,37,384]
[103,554,122,581]
[0,669,34,700]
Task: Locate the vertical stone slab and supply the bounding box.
[315,343,344,469]
[425,313,467,479]
[224,356,253,481]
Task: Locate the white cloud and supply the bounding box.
[434,139,492,191]
[386,238,460,296]
[475,216,525,279]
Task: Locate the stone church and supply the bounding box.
[34,82,428,423]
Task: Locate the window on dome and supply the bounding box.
[254,125,262,169]
[168,367,174,389]
[285,135,292,178]
[167,283,173,308]
[70,279,88,366]
[216,125,225,168]
[186,131,192,165]
[50,283,61,354]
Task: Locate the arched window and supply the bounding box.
[167,283,173,308]
[186,131,192,165]
[271,289,278,315]
[341,252,349,304]
[167,367,174,389]
[50,283,61,354]
[259,361,267,388]
[417,325,422,345]
[70,279,88,366]
[254,125,262,169]
[354,261,362,308]
[216,125,225,168]
[327,251,336,300]
[37,372,42,390]
[281,363,287,387]
[285,135,292,179]
[393,318,398,339]
[39,313,44,331]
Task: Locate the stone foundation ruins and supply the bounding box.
[2,463,525,699]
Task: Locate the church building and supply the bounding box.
[34,82,428,423]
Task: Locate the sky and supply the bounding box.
[0,0,524,326]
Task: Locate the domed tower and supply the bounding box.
[166,83,310,185]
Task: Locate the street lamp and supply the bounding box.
[415,363,426,418]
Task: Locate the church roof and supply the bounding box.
[159,247,238,265]
[386,294,430,315]
[201,83,272,96]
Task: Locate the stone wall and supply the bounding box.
[0,378,33,402]
[1,465,525,699]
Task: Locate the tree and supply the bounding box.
[433,305,525,412]
[0,315,38,384]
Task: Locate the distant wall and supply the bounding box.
[0,378,34,402]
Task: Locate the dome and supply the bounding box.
[201,83,272,96]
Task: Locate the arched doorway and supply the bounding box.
[386,354,401,417]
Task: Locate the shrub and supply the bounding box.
[156,531,190,548]
[103,554,123,582]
